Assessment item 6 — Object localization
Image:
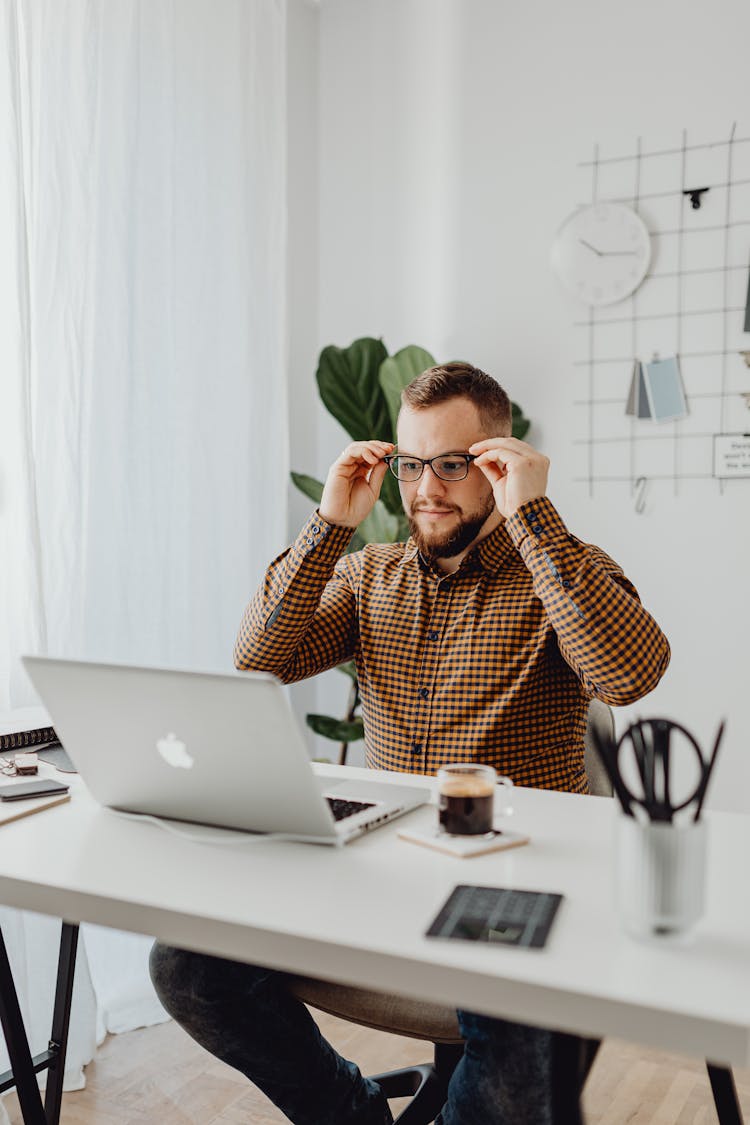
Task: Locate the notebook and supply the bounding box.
[22,657,429,845]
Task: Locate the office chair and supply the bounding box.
[582,697,615,799]
[286,701,613,1125]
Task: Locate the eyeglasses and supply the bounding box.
[384,452,476,483]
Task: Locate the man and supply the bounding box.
[150,363,669,1124]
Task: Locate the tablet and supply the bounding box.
[425,885,563,949]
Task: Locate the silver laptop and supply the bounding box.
[22,656,429,845]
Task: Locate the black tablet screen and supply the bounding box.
[426,886,563,949]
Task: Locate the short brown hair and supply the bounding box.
[400,362,512,435]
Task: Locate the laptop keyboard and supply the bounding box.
[326,796,376,822]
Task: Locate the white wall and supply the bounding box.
[290,0,750,809]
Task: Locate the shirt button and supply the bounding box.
[562,579,571,588]
[531,523,542,534]
[306,538,314,545]
[411,743,423,755]
[418,687,429,700]
[427,631,438,642]
[311,524,320,533]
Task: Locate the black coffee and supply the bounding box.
[439,779,494,835]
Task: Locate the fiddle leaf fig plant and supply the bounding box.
[292,337,530,761]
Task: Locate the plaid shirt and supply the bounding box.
[234,496,669,792]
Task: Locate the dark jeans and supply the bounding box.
[149,942,587,1125]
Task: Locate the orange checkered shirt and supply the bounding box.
[234,496,670,792]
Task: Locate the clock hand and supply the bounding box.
[579,237,637,258]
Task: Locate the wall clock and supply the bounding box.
[551,202,651,306]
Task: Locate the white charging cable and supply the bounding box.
[107,808,302,846]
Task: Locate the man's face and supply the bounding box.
[396,398,501,561]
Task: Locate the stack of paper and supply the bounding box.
[626,355,688,423]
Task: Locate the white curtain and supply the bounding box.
[0,0,288,1105]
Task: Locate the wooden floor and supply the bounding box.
[3,1014,750,1124]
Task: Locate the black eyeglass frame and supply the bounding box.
[384,452,477,482]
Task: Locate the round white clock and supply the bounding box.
[551,202,651,307]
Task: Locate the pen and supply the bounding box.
[652,719,673,823]
[692,720,725,822]
[630,721,654,810]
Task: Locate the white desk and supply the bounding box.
[0,764,749,1120]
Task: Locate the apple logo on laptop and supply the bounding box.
[156,732,194,770]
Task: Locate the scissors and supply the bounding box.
[613,718,717,823]
[590,717,725,823]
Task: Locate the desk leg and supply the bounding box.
[0,926,47,1125]
[43,923,79,1125]
[0,921,79,1125]
[550,1033,598,1125]
[706,1063,744,1125]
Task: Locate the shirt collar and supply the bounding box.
[401,520,516,575]
[474,520,517,572]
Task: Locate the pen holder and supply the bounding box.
[615,816,707,939]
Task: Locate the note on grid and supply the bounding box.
[642,355,689,423]
[713,434,750,478]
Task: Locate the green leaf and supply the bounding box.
[345,529,366,554]
[358,498,401,545]
[345,508,408,552]
[511,401,531,441]
[377,471,404,520]
[290,471,324,504]
[306,713,364,743]
[316,338,391,442]
[378,345,436,434]
[337,661,358,683]
[395,514,410,542]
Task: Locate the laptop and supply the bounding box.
[21,656,429,845]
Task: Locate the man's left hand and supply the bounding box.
[468,437,550,519]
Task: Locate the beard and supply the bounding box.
[407,493,497,561]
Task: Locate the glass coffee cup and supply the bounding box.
[437,764,513,836]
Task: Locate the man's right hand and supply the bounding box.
[318,440,394,529]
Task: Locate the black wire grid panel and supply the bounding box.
[570,124,750,499]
